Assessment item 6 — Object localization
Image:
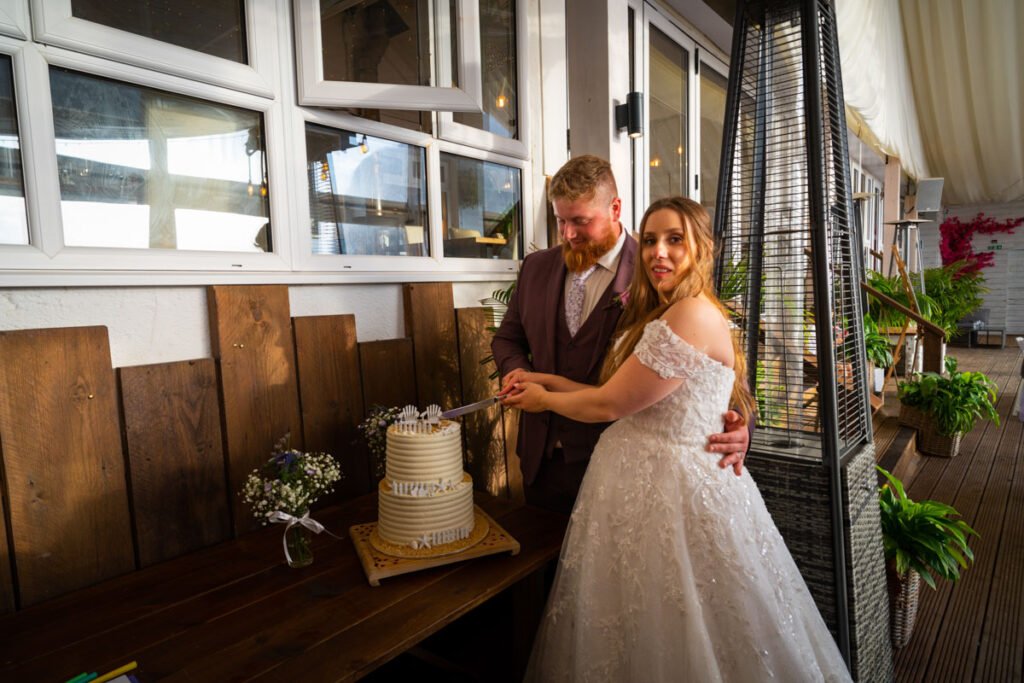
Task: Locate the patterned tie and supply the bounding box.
[566,265,598,337]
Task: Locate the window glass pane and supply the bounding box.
[306,124,428,257]
[700,64,727,222]
[0,55,27,245]
[51,68,270,252]
[321,0,429,86]
[452,0,518,139]
[71,0,247,63]
[649,25,688,200]
[440,153,521,259]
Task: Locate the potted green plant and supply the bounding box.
[897,355,999,457]
[877,466,978,648]
[864,314,893,393]
[922,261,988,340]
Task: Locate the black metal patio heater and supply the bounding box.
[713,1,893,680]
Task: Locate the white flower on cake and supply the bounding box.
[411,534,433,550]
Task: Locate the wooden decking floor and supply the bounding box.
[882,345,1024,683]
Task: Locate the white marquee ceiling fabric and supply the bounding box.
[899,0,1024,205]
[836,0,1023,205]
[835,0,931,181]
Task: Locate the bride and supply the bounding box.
[502,197,851,682]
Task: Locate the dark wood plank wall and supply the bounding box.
[0,326,135,607]
[207,285,304,535]
[119,359,231,567]
[0,285,521,612]
[404,282,463,410]
[293,314,369,501]
[0,488,12,614]
[456,307,508,498]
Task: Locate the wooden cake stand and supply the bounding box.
[350,506,520,586]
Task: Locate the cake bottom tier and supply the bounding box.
[378,473,475,548]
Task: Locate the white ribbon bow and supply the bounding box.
[267,510,325,565]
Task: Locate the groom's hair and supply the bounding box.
[549,155,618,204]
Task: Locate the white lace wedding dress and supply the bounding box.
[525,319,852,683]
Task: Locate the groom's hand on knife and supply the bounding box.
[707,410,748,476]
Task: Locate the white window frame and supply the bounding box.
[640,5,698,210]
[0,0,28,40]
[437,0,529,159]
[0,37,38,261]
[694,49,728,207]
[28,0,280,98]
[433,137,530,274]
[0,41,293,274]
[0,0,535,286]
[289,107,528,276]
[293,0,484,113]
[289,107,442,274]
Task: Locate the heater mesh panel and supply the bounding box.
[715,0,869,462]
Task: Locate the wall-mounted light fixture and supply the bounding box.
[615,91,643,138]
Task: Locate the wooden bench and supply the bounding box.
[0,493,566,682]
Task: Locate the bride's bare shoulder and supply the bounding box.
[660,298,734,367]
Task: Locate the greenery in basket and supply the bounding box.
[357,405,404,479]
[866,263,987,340]
[863,314,893,368]
[877,466,978,589]
[241,434,342,522]
[922,260,987,337]
[897,355,999,436]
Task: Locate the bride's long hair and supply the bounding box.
[600,197,755,423]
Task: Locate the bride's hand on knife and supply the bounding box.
[499,369,550,397]
[501,382,548,412]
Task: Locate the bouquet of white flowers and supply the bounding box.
[241,435,342,567]
[242,434,342,520]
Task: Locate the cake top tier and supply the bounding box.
[388,404,459,436]
[387,419,459,437]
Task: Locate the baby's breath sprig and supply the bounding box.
[357,405,403,478]
[241,433,343,523]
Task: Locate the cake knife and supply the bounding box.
[440,396,501,419]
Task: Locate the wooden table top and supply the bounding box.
[0,493,567,682]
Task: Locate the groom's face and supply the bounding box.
[553,187,622,272]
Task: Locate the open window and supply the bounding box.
[294,0,483,113]
[29,0,280,96]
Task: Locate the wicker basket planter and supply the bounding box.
[887,564,921,649]
[898,404,927,430]
[917,426,963,458]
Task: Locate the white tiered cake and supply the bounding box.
[373,405,485,555]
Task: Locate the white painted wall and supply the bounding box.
[0,281,506,368]
[938,200,1024,334]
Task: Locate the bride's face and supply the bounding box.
[641,209,695,291]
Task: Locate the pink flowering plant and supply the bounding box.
[939,213,1022,274]
[241,434,342,522]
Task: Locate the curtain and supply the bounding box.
[900,0,1024,204]
[836,0,930,181]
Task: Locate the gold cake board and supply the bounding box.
[351,506,520,586]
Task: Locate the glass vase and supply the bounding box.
[284,521,314,568]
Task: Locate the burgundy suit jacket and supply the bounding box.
[491,236,638,485]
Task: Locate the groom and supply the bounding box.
[492,155,750,515]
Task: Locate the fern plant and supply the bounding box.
[877,466,978,589]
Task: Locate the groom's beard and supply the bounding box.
[563,229,619,273]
